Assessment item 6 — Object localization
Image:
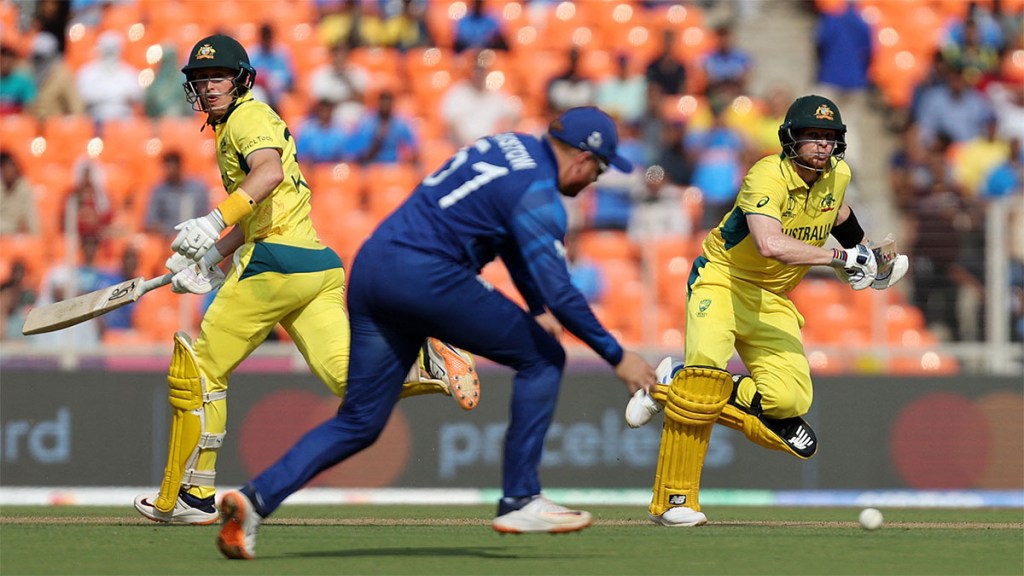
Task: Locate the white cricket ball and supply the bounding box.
[859,507,884,530]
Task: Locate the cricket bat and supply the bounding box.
[22,273,174,335]
[870,234,898,278]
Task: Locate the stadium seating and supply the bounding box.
[0,0,964,368]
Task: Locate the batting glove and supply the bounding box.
[171,262,225,295]
[832,244,877,291]
[871,253,909,290]
[171,209,226,261]
[165,252,192,274]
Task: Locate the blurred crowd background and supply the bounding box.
[0,0,1021,375]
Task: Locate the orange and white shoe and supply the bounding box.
[422,338,480,411]
[216,491,261,560]
[492,495,592,534]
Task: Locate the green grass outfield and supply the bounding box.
[1,505,1022,575]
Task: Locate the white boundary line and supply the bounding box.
[1,488,1021,508]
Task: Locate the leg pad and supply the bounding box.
[716,375,817,459]
[649,367,732,516]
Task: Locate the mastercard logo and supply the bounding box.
[891,391,1023,489]
[238,390,411,487]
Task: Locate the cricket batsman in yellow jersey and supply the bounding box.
[624,95,910,526]
[134,34,480,525]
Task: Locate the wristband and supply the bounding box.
[831,248,847,267]
[216,188,256,226]
[830,209,864,248]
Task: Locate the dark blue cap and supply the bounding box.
[548,106,632,172]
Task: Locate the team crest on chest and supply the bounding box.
[195,44,216,60]
[819,191,836,212]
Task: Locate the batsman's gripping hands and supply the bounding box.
[831,244,877,290]
[171,209,226,261]
[871,253,908,290]
[167,247,226,295]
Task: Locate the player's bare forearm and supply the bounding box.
[216,226,244,257]
[747,213,836,266]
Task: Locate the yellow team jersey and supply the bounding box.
[212,92,322,249]
[702,154,851,294]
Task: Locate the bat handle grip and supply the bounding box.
[137,273,174,297]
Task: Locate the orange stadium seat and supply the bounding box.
[310,188,364,236]
[309,162,365,210]
[576,230,637,263]
[350,47,401,79]
[601,265,645,345]
[154,116,210,175]
[648,2,705,34]
[129,232,172,278]
[578,49,615,81]
[99,116,157,174]
[655,308,685,348]
[673,23,716,65]
[0,234,47,288]
[789,278,844,312]
[41,116,96,164]
[64,25,99,71]
[409,68,457,115]
[31,181,64,239]
[364,164,419,219]
[539,21,599,52]
[99,0,143,33]
[133,297,180,343]
[326,210,377,268]
[489,0,530,42]
[885,303,926,342]
[419,138,457,176]
[650,235,693,316]
[511,48,567,104]
[424,0,459,49]
[1,114,40,149]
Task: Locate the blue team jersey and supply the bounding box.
[373,132,623,365]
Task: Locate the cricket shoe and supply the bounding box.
[217,491,262,560]
[624,356,681,428]
[492,495,592,534]
[649,506,708,527]
[134,490,218,525]
[423,338,480,411]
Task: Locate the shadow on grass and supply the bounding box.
[283,546,582,560]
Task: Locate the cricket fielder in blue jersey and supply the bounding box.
[215,107,658,558]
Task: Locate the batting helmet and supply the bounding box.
[777,94,847,163]
[181,34,256,112]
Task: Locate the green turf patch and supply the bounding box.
[1,505,1021,575]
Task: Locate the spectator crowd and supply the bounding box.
[0,0,1021,360]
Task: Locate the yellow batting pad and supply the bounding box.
[400,346,450,398]
[649,383,668,405]
[717,404,817,459]
[398,339,480,411]
[155,333,205,512]
[650,367,732,516]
